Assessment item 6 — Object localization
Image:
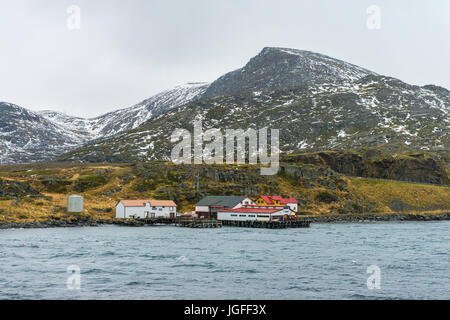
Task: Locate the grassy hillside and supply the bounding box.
[0,160,449,224]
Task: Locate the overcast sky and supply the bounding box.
[0,0,449,118]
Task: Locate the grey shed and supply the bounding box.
[68,195,83,213]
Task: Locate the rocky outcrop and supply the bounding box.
[0,179,42,199]
[300,212,450,223]
[203,47,374,98]
[283,151,449,185]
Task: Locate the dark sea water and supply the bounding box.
[0,221,449,300]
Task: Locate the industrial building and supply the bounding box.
[195,196,254,218]
[217,207,294,222]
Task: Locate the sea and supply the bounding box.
[0,221,449,299]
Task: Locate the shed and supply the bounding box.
[68,195,83,213]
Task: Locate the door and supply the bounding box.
[170,212,175,218]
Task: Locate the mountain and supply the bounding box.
[1,82,209,163]
[79,82,209,137]
[1,47,449,165]
[202,47,376,98]
[58,71,449,163]
[40,82,209,138]
[0,102,91,164]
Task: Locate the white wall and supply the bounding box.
[217,209,284,222]
[233,197,255,209]
[149,205,177,218]
[286,203,298,212]
[195,205,210,212]
[115,202,125,218]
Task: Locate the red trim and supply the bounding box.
[218,208,282,214]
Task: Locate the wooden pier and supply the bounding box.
[220,219,310,229]
[141,217,222,228]
[175,218,222,228]
[115,217,310,229]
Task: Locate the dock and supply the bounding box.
[141,217,222,228]
[220,219,310,229]
[175,218,222,228]
[115,217,310,229]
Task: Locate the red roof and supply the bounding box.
[120,200,152,207]
[218,208,282,214]
[119,200,176,207]
[243,204,285,208]
[260,195,297,204]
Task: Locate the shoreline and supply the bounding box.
[0,219,115,230]
[299,212,450,224]
[0,212,449,230]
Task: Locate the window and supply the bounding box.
[230,214,237,217]
[248,215,256,217]
[239,214,246,217]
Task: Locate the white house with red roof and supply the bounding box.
[116,200,177,219]
[255,195,298,212]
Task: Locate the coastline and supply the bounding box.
[299,212,450,223]
[0,218,115,230]
[1,212,449,230]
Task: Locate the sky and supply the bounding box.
[0,0,449,118]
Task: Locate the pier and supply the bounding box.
[220,219,310,229]
[143,217,222,228]
[115,217,310,229]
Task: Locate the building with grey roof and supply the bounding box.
[195,196,254,218]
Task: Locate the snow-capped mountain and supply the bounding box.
[1,82,209,163]
[58,73,449,163]
[0,102,92,164]
[82,82,209,137]
[1,47,448,164]
[39,82,209,138]
[203,47,376,98]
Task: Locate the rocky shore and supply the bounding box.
[0,218,115,230]
[300,212,450,223]
[1,212,449,230]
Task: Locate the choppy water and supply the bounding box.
[0,221,449,300]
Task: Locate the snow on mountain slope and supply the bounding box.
[1,82,209,163]
[0,102,91,164]
[37,110,101,140]
[88,82,209,137]
[39,82,209,139]
[2,47,449,165]
[202,47,377,98]
[59,74,449,163]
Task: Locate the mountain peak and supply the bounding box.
[203,47,377,98]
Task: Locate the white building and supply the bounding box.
[195,196,255,218]
[217,207,293,222]
[115,200,177,219]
